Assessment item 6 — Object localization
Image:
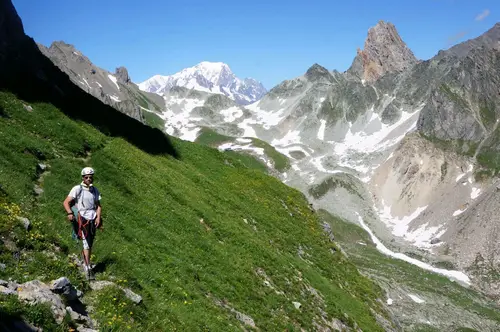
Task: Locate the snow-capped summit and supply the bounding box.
[138,61,267,105]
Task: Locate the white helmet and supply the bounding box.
[81,167,95,176]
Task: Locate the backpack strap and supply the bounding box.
[90,186,98,206]
[76,185,84,209]
[77,185,98,209]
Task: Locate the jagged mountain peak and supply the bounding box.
[346,20,417,83]
[50,40,75,49]
[138,61,267,105]
[305,63,334,83]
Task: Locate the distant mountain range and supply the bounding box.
[138,61,267,105]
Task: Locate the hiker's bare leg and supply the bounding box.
[83,248,91,267]
[81,233,92,268]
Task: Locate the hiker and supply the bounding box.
[63,167,102,278]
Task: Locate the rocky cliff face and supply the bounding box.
[347,20,418,83]
[38,41,165,123]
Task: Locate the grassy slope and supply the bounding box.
[318,210,500,331]
[195,127,291,173]
[0,91,389,331]
[195,127,234,147]
[141,109,164,130]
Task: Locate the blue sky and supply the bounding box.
[11,0,500,89]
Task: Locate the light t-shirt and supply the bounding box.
[68,184,101,220]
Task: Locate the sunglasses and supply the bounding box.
[83,175,94,180]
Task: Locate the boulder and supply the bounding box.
[430,238,442,245]
[17,280,67,323]
[122,287,142,304]
[89,280,142,304]
[50,277,80,301]
[16,216,31,231]
[0,285,16,295]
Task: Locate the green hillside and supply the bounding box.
[0,91,391,331]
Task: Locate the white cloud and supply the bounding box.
[475,9,490,21]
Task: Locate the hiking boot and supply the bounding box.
[83,265,95,280]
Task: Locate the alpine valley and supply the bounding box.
[3,0,500,329]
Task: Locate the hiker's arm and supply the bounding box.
[95,202,102,227]
[63,196,75,221]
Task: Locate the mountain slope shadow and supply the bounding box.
[0,0,179,159]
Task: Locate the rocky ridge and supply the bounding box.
[38,41,165,122]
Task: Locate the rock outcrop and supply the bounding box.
[115,66,131,84]
[17,280,69,324]
[347,20,418,82]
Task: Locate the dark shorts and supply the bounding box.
[73,215,97,250]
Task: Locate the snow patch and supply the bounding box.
[238,118,258,138]
[218,142,264,156]
[408,294,425,304]
[236,138,252,144]
[108,74,120,90]
[274,145,312,159]
[453,208,467,216]
[162,96,205,142]
[271,130,302,147]
[245,102,286,130]
[81,77,91,89]
[471,187,481,200]
[310,156,344,175]
[317,120,327,141]
[387,298,393,305]
[218,142,273,168]
[333,106,420,156]
[109,95,121,102]
[220,106,243,123]
[139,106,154,113]
[455,173,466,182]
[356,214,471,285]
[377,200,427,237]
[180,127,200,142]
[404,223,445,249]
[333,105,422,180]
